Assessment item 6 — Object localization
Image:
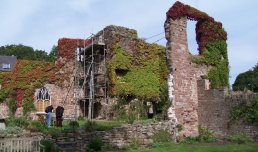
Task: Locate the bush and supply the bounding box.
[180,136,199,144]
[27,121,46,132]
[130,137,141,149]
[46,127,62,137]
[68,120,79,132]
[126,111,136,124]
[86,138,103,152]
[180,126,216,144]
[198,126,216,142]
[227,133,253,144]
[7,98,16,115]
[69,120,79,128]
[152,130,171,143]
[0,126,22,137]
[5,116,29,128]
[40,140,61,152]
[83,120,97,132]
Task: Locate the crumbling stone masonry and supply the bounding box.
[165,1,258,139]
[165,13,209,137]
[198,79,258,138]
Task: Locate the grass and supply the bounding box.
[116,142,258,152]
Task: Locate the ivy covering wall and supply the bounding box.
[106,33,169,120]
[0,60,57,115]
[167,1,229,88]
[107,40,168,101]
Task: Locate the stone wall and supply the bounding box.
[0,103,8,118]
[165,17,209,137]
[31,54,83,119]
[48,120,176,151]
[198,79,258,138]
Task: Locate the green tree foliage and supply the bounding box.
[233,63,258,92]
[48,45,58,61]
[0,44,57,61]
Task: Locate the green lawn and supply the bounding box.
[118,142,258,152]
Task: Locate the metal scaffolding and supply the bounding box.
[75,34,107,120]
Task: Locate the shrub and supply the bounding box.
[83,120,97,132]
[78,115,85,121]
[62,120,80,133]
[180,136,199,144]
[126,111,136,124]
[7,98,16,115]
[0,126,22,137]
[198,126,216,142]
[130,137,141,149]
[46,127,62,137]
[152,130,171,143]
[27,121,46,132]
[40,140,61,152]
[5,116,29,128]
[180,126,216,144]
[227,133,253,144]
[69,120,79,128]
[86,138,103,152]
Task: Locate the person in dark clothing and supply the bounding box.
[45,105,53,128]
[55,105,64,127]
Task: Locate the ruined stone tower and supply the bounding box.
[165,2,229,137]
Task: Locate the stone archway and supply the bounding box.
[165,1,228,137]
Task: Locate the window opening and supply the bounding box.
[36,87,51,113]
[187,21,198,55]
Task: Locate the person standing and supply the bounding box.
[45,105,53,128]
[55,105,64,127]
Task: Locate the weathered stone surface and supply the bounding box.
[41,120,177,150]
[165,17,209,137]
[198,79,258,138]
[0,103,8,119]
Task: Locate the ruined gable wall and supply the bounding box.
[165,17,209,137]
[38,38,87,118]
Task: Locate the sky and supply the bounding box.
[0,0,257,86]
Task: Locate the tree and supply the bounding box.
[233,63,258,92]
[48,45,58,61]
[0,44,57,61]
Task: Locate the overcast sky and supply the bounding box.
[0,0,257,86]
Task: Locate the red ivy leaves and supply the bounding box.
[57,38,92,60]
[16,89,24,108]
[166,1,227,54]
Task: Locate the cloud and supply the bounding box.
[0,0,42,44]
[0,0,257,86]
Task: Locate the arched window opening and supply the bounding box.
[36,87,51,113]
[187,21,199,55]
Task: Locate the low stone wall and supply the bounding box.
[48,120,176,151]
[198,79,258,139]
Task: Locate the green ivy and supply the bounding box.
[7,98,16,115]
[230,97,258,123]
[0,89,9,103]
[192,40,229,88]
[22,97,36,116]
[108,42,168,100]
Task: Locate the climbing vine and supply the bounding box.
[230,97,258,123]
[167,1,229,88]
[107,40,168,100]
[0,60,57,115]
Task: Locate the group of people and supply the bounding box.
[45,105,64,128]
